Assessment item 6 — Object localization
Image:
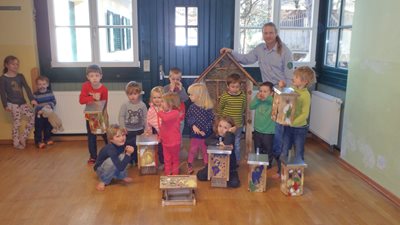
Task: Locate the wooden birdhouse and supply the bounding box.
[280,156,307,196]
[207,145,233,188]
[195,52,258,156]
[271,87,299,125]
[247,152,269,192]
[160,175,197,206]
[84,100,108,134]
[136,134,159,175]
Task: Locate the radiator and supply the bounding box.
[53,91,127,134]
[309,91,343,146]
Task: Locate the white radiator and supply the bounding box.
[309,91,343,146]
[53,91,127,134]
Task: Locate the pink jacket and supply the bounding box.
[146,103,161,134]
[158,109,181,147]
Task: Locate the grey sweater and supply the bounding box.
[118,100,147,131]
[0,73,34,108]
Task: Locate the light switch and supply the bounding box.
[143,60,150,72]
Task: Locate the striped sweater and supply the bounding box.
[218,91,246,127]
[33,89,56,113]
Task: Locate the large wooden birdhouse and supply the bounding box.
[195,52,258,157]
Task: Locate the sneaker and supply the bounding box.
[87,158,96,165]
[46,140,54,145]
[158,163,165,170]
[187,165,194,174]
[36,143,46,149]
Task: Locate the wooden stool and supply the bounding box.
[160,175,197,206]
[84,100,107,134]
[136,134,159,175]
[280,156,307,196]
[247,153,269,192]
[207,145,232,188]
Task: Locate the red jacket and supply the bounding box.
[158,109,182,147]
[79,81,108,105]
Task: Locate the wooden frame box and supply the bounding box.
[160,175,197,206]
[271,87,299,126]
[84,100,108,134]
[207,145,232,188]
[280,156,307,196]
[195,52,258,155]
[136,134,159,175]
[247,153,269,192]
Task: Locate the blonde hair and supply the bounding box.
[125,81,142,95]
[106,124,127,140]
[162,92,181,110]
[188,83,214,109]
[150,86,164,103]
[294,66,316,88]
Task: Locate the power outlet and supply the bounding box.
[143,60,150,72]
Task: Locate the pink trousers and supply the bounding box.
[188,138,208,164]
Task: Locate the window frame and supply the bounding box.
[47,0,140,68]
[324,0,353,69]
[174,6,199,47]
[233,0,320,68]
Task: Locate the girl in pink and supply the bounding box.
[186,83,214,174]
[145,86,165,167]
[157,92,184,175]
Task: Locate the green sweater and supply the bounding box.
[292,87,311,127]
[218,91,246,127]
[250,95,275,134]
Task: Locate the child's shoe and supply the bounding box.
[87,158,96,165]
[122,177,133,183]
[36,142,46,149]
[158,163,165,170]
[46,140,54,145]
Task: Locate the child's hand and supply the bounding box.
[31,100,38,106]
[218,141,225,147]
[92,93,101,101]
[175,81,182,91]
[192,125,205,136]
[125,145,134,155]
[256,92,265,101]
[5,106,12,112]
[278,80,286,88]
[228,126,237,133]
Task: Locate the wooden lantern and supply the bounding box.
[195,52,258,158]
[247,153,269,192]
[271,87,299,125]
[207,145,232,188]
[136,134,159,175]
[280,156,307,196]
[84,100,108,134]
[160,175,197,206]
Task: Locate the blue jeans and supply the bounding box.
[272,123,284,158]
[233,127,243,161]
[96,153,128,184]
[281,125,308,161]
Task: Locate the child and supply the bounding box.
[186,83,214,174]
[118,81,147,164]
[197,116,240,188]
[145,86,164,168]
[157,92,183,175]
[33,76,57,149]
[163,67,188,137]
[0,55,37,149]
[94,124,134,191]
[281,66,316,163]
[218,73,246,162]
[79,64,108,164]
[250,81,276,168]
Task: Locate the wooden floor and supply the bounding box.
[0,138,399,225]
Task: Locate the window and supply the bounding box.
[324,0,355,69]
[234,0,319,66]
[175,7,198,46]
[47,0,139,67]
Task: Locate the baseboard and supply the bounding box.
[337,157,400,207]
[0,135,90,144]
